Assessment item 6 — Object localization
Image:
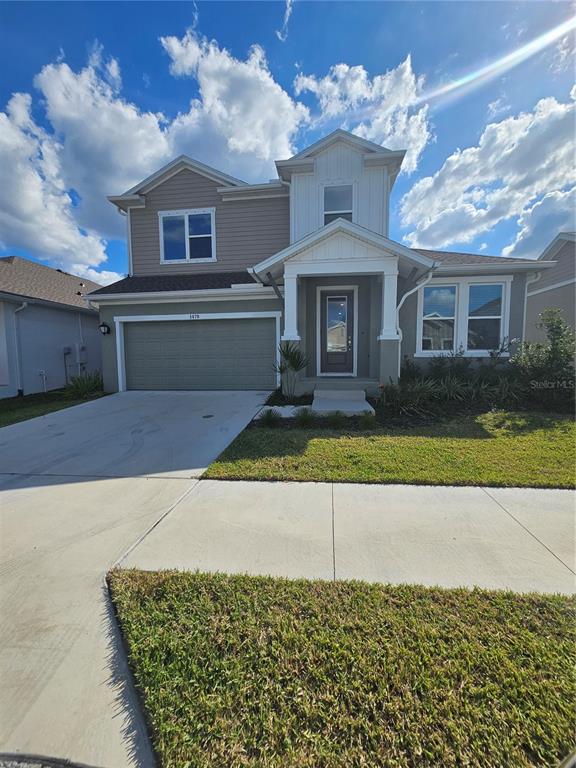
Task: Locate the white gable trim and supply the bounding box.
[116,155,247,200]
[251,219,434,277]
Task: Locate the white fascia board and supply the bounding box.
[287,128,402,161]
[217,182,289,201]
[434,261,556,275]
[252,220,434,276]
[107,194,145,212]
[88,286,279,305]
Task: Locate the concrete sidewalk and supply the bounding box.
[122,480,575,595]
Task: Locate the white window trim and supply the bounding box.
[158,208,216,264]
[320,181,357,227]
[315,285,358,377]
[415,276,512,358]
[114,311,282,392]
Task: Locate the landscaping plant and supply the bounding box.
[294,407,316,428]
[274,341,310,403]
[65,370,104,399]
[258,407,282,428]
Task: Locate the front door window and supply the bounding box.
[320,289,355,374]
[327,296,348,352]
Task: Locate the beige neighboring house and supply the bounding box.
[0,257,103,399]
[524,233,576,342]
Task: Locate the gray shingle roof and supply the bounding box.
[0,256,102,309]
[88,271,257,296]
[413,248,533,265]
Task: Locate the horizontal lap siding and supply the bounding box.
[131,169,290,275]
[124,319,276,390]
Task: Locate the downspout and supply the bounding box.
[522,271,541,340]
[13,301,28,396]
[395,264,438,378]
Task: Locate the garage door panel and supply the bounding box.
[124,318,277,390]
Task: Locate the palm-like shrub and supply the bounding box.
[274,341,310,402]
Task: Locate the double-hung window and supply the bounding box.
[466,283,503,351]
[324,185,353,225]
[159,208,216,263]
[421,285,456,351]
[418,279,509,356]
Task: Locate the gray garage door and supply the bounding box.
[124,318,277,390]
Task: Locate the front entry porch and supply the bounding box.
[249,219,437,395]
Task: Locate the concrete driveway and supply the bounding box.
[0,390,268,479]
[0,391,266,768]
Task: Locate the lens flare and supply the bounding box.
[417,16,576,107]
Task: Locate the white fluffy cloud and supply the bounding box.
[0,93,119,284]
[1,32,311,283]
[400,92,576,256]
[502,187,576,259]
[160,31,309,163]
[294,56,431,172]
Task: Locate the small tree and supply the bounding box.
[274,341,309,402]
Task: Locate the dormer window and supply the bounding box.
[159,208,216,264]
[324,185,353,225]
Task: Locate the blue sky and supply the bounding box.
[1,1,574,284]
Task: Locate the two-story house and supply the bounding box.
[88,129,554,395]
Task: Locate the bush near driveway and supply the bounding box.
[205,411,575,488]
[109,570,576,768]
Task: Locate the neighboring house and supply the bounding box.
[0,257,102,399]
[524,232,575,342]
[88,129,555,395]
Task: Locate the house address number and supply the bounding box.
[189,314,201,319]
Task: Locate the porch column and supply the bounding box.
[377,270,400,384]
[378,271,399,340]
[281,275,301,341]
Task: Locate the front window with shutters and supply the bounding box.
[159,208,216,263]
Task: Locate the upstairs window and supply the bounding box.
[324,185,353,225]
[159,208,216,263]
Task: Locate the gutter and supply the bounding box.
[13,301,28,396]
[522,271,542,339]
[395,263,439,378]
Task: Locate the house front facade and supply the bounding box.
[88,130,554,395]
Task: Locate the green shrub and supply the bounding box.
[65,371,103,399]
[428,348,471,380]
[435,376,469,402]
[294,407,316,428]
[377,378,439,417]
[400,357,422,382]
[510,308,575,412]
[324,411,346,429]
[258,408,282,427]
[274,342,310,401]
[358,412,377,430]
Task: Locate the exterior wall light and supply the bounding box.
[98,322,111,335]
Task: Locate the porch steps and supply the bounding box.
[311,388,375,416]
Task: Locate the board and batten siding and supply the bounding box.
[290,142,389,243]
[130,168,290,275]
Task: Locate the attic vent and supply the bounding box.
[57,269,63,273]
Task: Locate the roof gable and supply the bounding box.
[287,129,401,160]
[109,155,247,210]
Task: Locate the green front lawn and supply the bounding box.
[109,570,576,768]
[205,411,576,488]
[0,390,105,428]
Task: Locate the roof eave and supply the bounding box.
[434,261,556,275]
